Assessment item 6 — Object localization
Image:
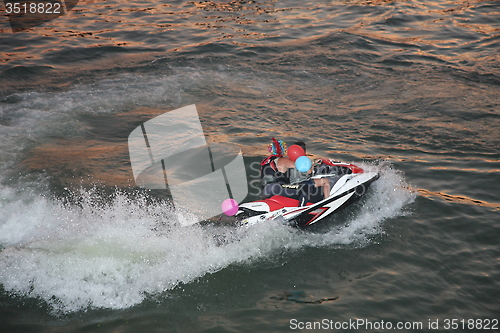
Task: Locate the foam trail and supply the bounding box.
[0,185,266,314]
[0,162,414,314]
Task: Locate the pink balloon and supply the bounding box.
[288,144,305,161]
[221,198,239,216]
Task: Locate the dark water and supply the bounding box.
[1,0,499,332]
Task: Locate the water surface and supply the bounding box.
[1,0,499,332]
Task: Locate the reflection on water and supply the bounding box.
[1,0,498,74]
[418,188,500,210]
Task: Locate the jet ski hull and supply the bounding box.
[236,162,378,228]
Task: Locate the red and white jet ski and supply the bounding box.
[235,160,379,228]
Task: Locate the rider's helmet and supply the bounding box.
[268,138,287,157]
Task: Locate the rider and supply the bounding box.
[260,138,298,199]
[260,139,330,204]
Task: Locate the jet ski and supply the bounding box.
[235,160,379,228]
